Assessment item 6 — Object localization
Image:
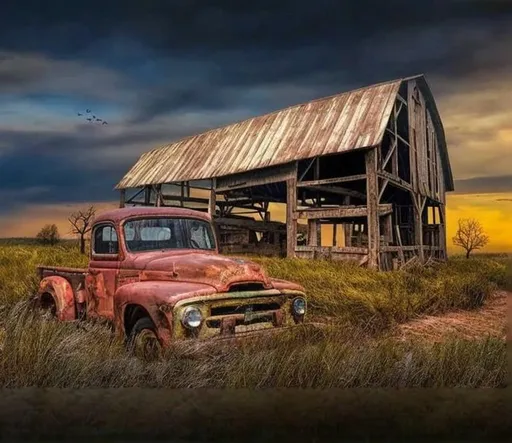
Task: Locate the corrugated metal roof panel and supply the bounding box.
[116,78,404,189]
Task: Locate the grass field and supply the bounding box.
[0,242,509,388]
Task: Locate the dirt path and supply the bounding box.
[396,290,509,342]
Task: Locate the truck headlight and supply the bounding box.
[181,306,202,329]
[292,297,306,316]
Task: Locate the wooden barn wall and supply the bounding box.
[407,79,444,201]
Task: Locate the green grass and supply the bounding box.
[0,243,508,388]
[249,255,507,332]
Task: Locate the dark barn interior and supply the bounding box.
[116,74,454,270]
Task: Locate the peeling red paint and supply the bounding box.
[34,207,307,349]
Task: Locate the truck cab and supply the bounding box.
[35,207,307,357]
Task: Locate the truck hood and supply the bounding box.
[132,251,273,292]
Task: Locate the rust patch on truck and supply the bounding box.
[33,207,308,354]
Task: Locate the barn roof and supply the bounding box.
[116,74,453,191]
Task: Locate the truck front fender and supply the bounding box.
[36,276,76,321]
[114,281,215,344]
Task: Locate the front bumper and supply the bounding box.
[166,322,326,357]
[165,289,307,342]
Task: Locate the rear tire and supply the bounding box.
[34,293,57,320]
[127,317,162,361]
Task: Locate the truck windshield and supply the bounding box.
[123,217,216,252]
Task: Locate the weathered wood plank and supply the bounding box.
[297,204,392,219]
[214,218,285,232]
[343,196,352,247]
[307,220,318,246]
[366,148,379,269]
[378,178,389,202]
[155,184,163,207]
[119,189,126,208]
[382,214,393,244]
[412,193,425,262]
[295,246,368,254]
[300,185,366,201]
[382,137,397,171]
[208,179,217,216]
[377,171,413,192]
[144,186,151,205]
[216,162,295,192]
[286,168,298,258]
[385,128,410,147]
[297,174,368,187]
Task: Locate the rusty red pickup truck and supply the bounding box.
[33,207,307,357]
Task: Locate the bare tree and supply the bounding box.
[69,206,96,254]
[452,218,489,259]
[36,224,60,245]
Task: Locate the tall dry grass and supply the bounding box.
[250,255,507,332]
[0,244,508,388]
[0,300,505,388]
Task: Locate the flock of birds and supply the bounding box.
[77,109,108,125]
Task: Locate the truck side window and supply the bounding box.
[94,224,119,254]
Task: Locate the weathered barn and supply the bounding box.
[116,74,454,270]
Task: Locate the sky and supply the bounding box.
[0,0,511,253]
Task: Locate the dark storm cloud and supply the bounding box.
[453,175,512,194]
[2,0,512,121]
[2,0,509,51]
[1,0,512,217]
[0,126,168,214]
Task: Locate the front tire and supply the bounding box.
[127,317,162,361]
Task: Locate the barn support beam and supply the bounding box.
[119,189,126,208]
[297,174,368,187]
[286,164,298,258]
[411,192,426,262]
[366,148,380,269]
[343,196,352,247]
[301,185,366,201]
[439,203,447,260]
[382,213,393,244]
[208,179,217,216]
[297,204,392,219]
[155,184,163,207]
[144,186,151,205]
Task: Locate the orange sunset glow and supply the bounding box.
[1,1,511,254]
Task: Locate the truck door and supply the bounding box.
[86,222,120,321]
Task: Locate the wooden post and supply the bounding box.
[119,189,126,208]
[343,195,352,247]
[439,203,447,260]
[391,103,399,177]
[208,179,217,216]
[316,222,321,246]
[155,185,162,207]
[144,186,151,205]
[286,173,298,258]
[366,148,380,269]
[308,220,318,246]
[382,213,393,244]
[332,223,337,247]
[412,193,425,262]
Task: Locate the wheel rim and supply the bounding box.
[133,328,161,360]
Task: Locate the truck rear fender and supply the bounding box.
[36,276,76,321]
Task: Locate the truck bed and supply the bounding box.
[37,265,87,287]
